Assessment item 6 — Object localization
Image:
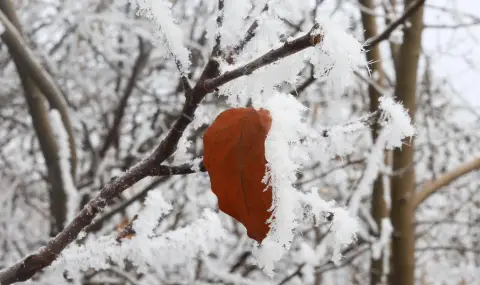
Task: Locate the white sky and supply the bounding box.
[422,0,480,119]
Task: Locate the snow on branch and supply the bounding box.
[349,96,414,216]
[129,0,191,74]
[218,17,366,108]
[212,18,369,274]
[41,190,224,283]
[299,190,360,265]
[308,18,367,89]
[253,93,361,274]
[49,110,79,225]
[251,95,414,274]
[224,18,413,272]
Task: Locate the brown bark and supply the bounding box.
[389,1,424,285]
[414,158,480,209]
[359,1,388,284]
[383,0,401,70]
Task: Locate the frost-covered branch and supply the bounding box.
[84,177,169,234]
[129,0,190,74]
[226,3,269,63]
[348,97,415,216]
[0,22,326,285]
[49,110,79,226]
[205,23,323,91]
[38,191,224,284]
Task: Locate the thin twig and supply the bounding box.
[364,0,426,48]
[213,0,225,57]
[277,264,305,285]
[99,37,152,158]
[176,59,193,94]
[226,4,269,63]
[205,23,323,90]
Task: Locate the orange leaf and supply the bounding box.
[203,107,273,242]
[116,215,137,241]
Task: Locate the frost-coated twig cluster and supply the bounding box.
[2,1,478,285]
[40,190,224,284]
[129,0,190,74]
[255,88,414,273]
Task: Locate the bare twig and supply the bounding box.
[229,251,252,273]
[277,264,305,285]
[364,0,426,48]
[147,161,206,176]
[99,37,152,158]
[213,0,225,57]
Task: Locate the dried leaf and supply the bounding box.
[203,107,272,242]
[116,215,137,241]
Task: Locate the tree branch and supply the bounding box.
[205,23,323,91]
[84,177,169,233]
[212,0,225,57]
[147,161,206,176]
[0,0,74,235]
[364,0,426,48]
[0,23,325,285]
[226,4,269,64]
[413,158,480,209]
[277,264,305,285]
[358,0,389,282]
[99,37,152,158]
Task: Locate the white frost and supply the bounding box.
[130,0,191,74]
[49,110,78,225]
[309,17,367,91]
[42,190,224,282]
[253,93,361,273]
[389,28,403,45]
[371,218,393,260]
[378,96,415,149]
[218,1,251,49]
[299,191,360,265]
[253,93,306,274]
[349,96,415,216]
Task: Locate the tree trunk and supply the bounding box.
[359,1,389,284]
[389,1,424,285]
[0,1,68,236]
